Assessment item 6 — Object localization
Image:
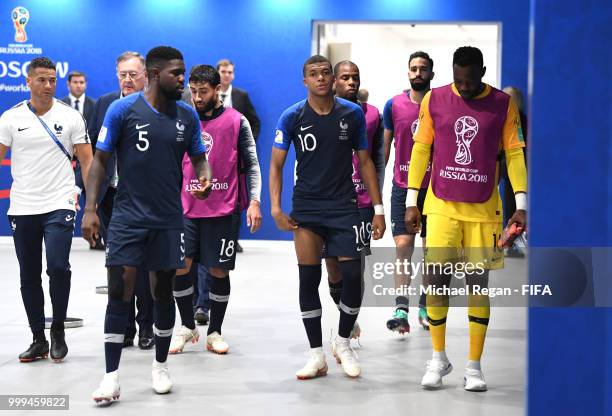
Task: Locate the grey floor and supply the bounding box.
[0,237,526,416]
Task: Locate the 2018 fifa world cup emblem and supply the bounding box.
[12,7,29,43]
[201,131,213,156]
[454,116,478,165]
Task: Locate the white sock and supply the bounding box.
[432,350,449,362]
[466,360,481,371]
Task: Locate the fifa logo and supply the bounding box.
[454,116,478,165]
[12,7,29,43]
[201,131,213,156]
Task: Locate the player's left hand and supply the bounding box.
[74,193,81,211]
[371,214,386,240]
[246,201,262,233]
[508,209,527,231]
[191,176,212,199]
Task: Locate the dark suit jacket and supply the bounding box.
[230,87,260,141]
[87,90,122,202]
[60,95,95,132]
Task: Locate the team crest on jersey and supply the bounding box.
[176,121,185,142]
[454,116,479,165]
[54,123,63,135]
[339,119,349,141]
[201,131,213,155]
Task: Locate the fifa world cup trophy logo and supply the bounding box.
[201,132,213,156]
[454,116,479,165]
[12,7,29,43]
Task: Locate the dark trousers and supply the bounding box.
[97,187,116,246]
[125,265,154,338]
[193,263,212,312]
[9,209,75,335]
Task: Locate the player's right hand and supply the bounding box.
[404,206,421,235]
[191,176,212,200]
[81,209,101,247]
[272,208,298,231]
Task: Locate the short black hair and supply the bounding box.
[453,46,483,68]
[189,64,220,87]
[333,60,358,75]
[28,57,55,75]
[68,71,86,82]
[409,51,434,70]
[145,46,183,72]
[303,55,332,76]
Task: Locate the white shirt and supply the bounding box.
[221,84,233,108]
[0,99,88,215]
[68,93,85,116]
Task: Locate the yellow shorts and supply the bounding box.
[425,214,504,270]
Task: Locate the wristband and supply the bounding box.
[373,204,384,215]
[515,192,527,211]
[406,189,419,207]
[74,186,82,196]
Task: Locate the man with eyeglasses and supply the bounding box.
[89,51,154,351]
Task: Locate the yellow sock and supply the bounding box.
[468,295,490,361]
[426,294,449,352]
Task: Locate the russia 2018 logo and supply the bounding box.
[201,131,213,156]
[12,7,29,43]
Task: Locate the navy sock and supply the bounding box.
[328,280,342,309]
[173,273,195,330]
[396,295,410,313]
[299,264,322,348]
[104,300,130,373]
[153,299,175,363]
[338,260,362,338]
[208,276,230,335]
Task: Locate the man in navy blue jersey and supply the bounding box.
[269,55,386,380]
[82,46,211,403]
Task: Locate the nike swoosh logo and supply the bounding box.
[18,127,30,132]
[180,255,186,261]
[219,258,231,263]
[65,215,74,221]
[135,123,150,129]
[300,125,313,131]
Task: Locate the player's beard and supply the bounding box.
[410,78,430,91]
[201,99,216,113]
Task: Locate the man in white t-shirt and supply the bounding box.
[0,57,93,363]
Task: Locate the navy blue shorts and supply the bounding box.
[105,221,185,271]
[291,207,363,259]
[184,211,240,270]
[322,207,374,258]
[390,183,427,238]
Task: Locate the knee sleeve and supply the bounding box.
[107,266,125,301]
[152,270,175,303]
[338,259,362,310]
[298,264,322,316]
